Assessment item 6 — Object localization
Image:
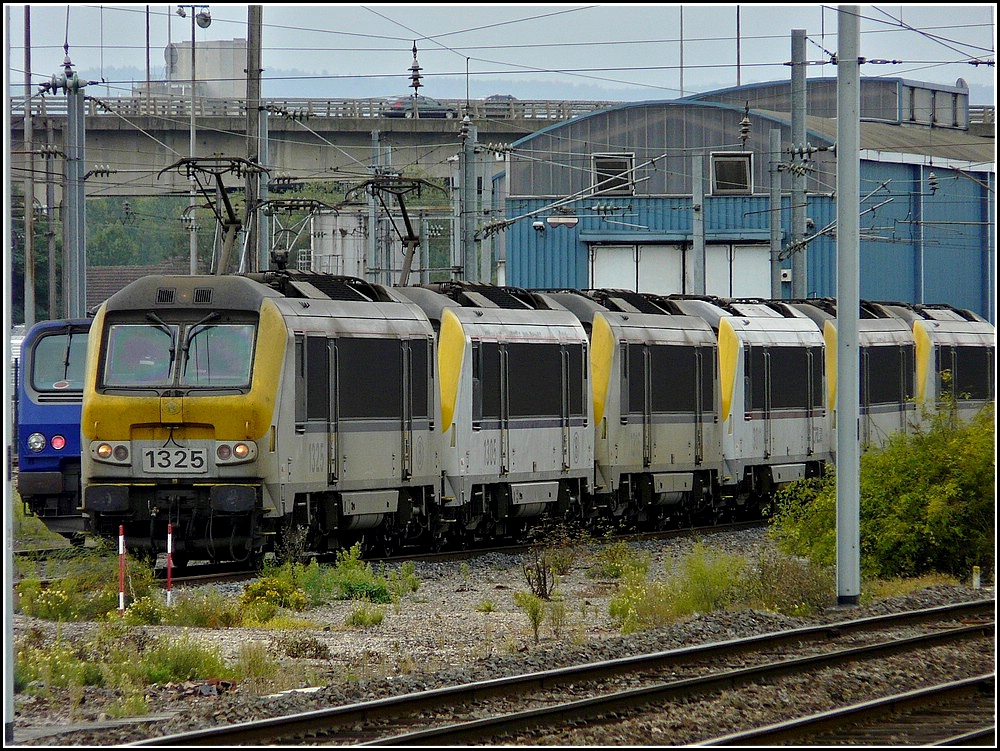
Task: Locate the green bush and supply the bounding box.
[771,403,995,580]
[586,541,650,580]
[344,602,385,627]
[240,576,308,612]
[140,636,226,684]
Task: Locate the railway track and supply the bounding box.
[700,674,995,745]
[129,600,994,746]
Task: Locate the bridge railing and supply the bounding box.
[10,95,619,121]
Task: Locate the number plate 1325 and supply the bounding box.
[142,448,208,473]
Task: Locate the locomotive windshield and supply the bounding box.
[30,327,89,391]
[103,322,255,389]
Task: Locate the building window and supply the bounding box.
[711,152,753,195]
[593,154,634,196]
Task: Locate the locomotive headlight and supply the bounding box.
[27,433,46,452]
[215,441,255,464]
[94,442,129,464]
[51,435,67,451]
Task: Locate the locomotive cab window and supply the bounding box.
[31,328,89,391]
[103,324,176,387]
[180,323,255,388]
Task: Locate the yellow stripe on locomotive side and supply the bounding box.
[823,320,837,412]
[438,308,466,432]
[82,299,288,442]
[590,314,615,426]
[913,322,931,405]
[717,317,740,423]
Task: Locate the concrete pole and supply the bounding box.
[769,129,783,298]
[47,118,57,316]
[369,130,381,284]
[791,29,807,298]
[65,87,86,317]
[23,6,35,326]
[835,4,861,606]
[189,10,198,275]
[5,9,17,743]
[244,5,262,272]
[691,153,705,294]
[257,109,270,271]
[461,121,478,282]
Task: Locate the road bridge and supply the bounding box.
[10,96,614,199]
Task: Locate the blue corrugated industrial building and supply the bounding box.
[492,77,995,323]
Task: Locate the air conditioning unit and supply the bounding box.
[780,269,792,282]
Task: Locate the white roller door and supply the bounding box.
[590,244,684,294]
[706,243,770,297]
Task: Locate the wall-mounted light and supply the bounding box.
[546,216,579,228]
[532,221,545,233]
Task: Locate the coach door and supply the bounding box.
[400,341,415,480]
[328,341,339,482]
[693,346,706,464]
[498,344,510,476]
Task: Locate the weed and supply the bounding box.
[345,602,386,628]
[513,590,545,643]
[521,547,559,599]
[271,633,331,660]
[586,540,650,580]
[140,636,227,684]
[476,599,497,613]
[546,599,568,640]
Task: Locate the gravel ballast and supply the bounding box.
[11,526,995,745]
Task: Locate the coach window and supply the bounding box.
[306,336,330,420]
[508,343,562,418]
[471,341,482,428]
[864,345,914,405]
[294,336,306,424]
[940,345,995,401]
[593,154,634,196]
[566,343,587,418]
[409,338,431,421]
[338,338,402,419]
[481,341,501,424]
[619,342,630,422]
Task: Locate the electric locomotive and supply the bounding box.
[873,301,995,427]
[540,289,725,526]
[15,317,92,542]
[397,282,594,545]
[666,295,832,515]
[81,272,439,564]
[783,299,918,449]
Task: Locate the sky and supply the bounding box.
[4,3,997,104]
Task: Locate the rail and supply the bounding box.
[9,95,618,121]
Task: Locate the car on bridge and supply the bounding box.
[483,93,518,118]
[382,95,458,119]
